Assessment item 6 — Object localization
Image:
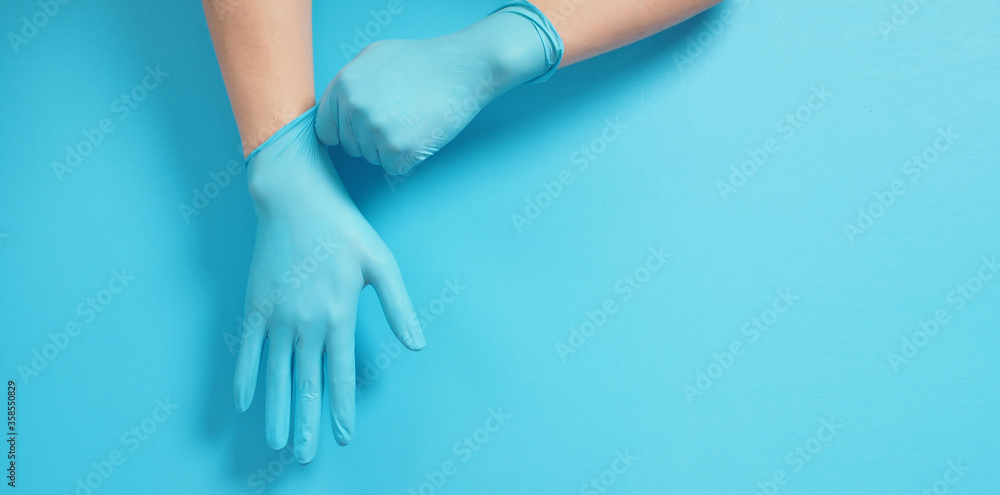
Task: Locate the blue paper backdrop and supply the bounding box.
[1,0,998,493]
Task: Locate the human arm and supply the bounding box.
[533,0,722,66]
[202,0,315,157]
[202,0,426,463]
[316,0,722,175]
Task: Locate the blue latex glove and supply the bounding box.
[235,107,426,463]
[316,1,563,175]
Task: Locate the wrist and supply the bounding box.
[452,3,564,90]
[467,14,545,89]
[239,103,315,159]
[482,2,564,86]
[245,106,351,212]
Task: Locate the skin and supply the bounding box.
[316,0,726,174]
[203,0,724,155]
[532,0,725,66]
[202,0,425,463]
[202,0,722,461]
[202,0,316,157]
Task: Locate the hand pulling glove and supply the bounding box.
[316,1,564,175]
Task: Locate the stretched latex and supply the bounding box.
[316,0,722,175]
[235,107,425,463]
[316,2,562,175]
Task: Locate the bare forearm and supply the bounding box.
[532,0,723,66]
[202,0,316,157]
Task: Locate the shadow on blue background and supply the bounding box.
[1,0,998,494]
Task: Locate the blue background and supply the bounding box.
[2,0,998,493]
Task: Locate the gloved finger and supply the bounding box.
[293,330,325,464]
[234,309,268,412]
[264,328,293,450]
[368,259,426,351]
[325,309,357,446]
[315,83,341,146]
[355,122,383,167]
[338,97,364,159]
[383,150,420,177]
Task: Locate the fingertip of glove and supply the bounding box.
[401,314,426,351]
[234,388,250,413]
[294,441,316,464]
[408,331,427,351]
[333,419,353,446]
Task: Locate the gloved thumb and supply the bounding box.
[367,259,426,351]
[315,84,341,146]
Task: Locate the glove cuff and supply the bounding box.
[490,1,564,85]
[244,105,319,167]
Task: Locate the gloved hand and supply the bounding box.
[234,106,426,464]
[316,1,564,176]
